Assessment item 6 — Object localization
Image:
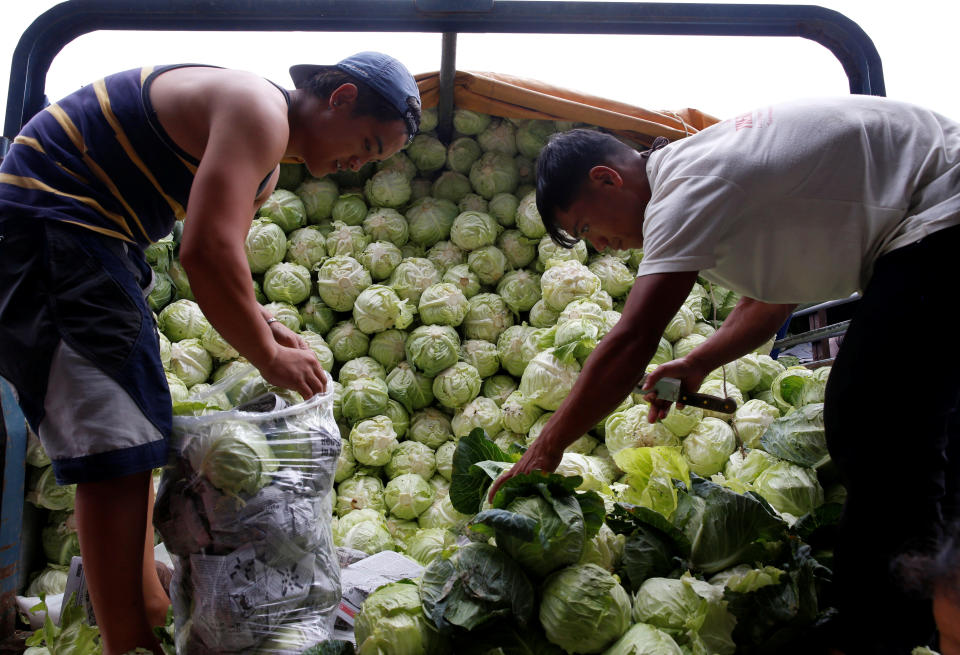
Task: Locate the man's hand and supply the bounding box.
[268,318,309,351]
[260,319,327,397]
[487,425,564,502]
[259,345,328,399]
[641,356,711,423]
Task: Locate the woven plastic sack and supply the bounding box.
[155,368,341,655]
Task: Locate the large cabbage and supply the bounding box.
[368,328,408,370]
[168,337,213,387]
[385,440,437,480]
[386,362,435,413]
[462,293,514,343]
[451,397,503,438]
[409,408,454,449]
[326,220,371,257]
[459,339,500,378]
[497,229,538,269]
[359,240,404,281]
[469,151,519,199]
[418,283,469,326]
[588,255,636,298]
[605,406,680,454]
[316,255,372,311]
[185,421,277,496]
[446,136,482,174]
[384,473,435,519]
[450,211,500,251]
[342,378,391,422]
[327,320,370,362]
[631,574,737,655]
[350,415,399,466]
[332,192,368,226]
[258,189,306,232]
[540,260,602,312]
[442,263,481,299]
[353,284,414,334]
[467,245,508,286]
[406,197,458,247]
[604,623,684,655]
[336,477,385,516]
[682,417,737,477]
[364,169,412,208]
[406,134,447,173]
[389,258,441,305]
[496,269,541,313]
[425,240,465,274]
[263,261,312,305]
[432,362,482,409]
[295,176,338,222]
[752,461,824,519]
[731,398,781,448]
[158,299,209,342]
[539,563,632,653]
[420,542,534,633]
[519,348,581,411]
[355,581,447,655]
[406,325,461,377]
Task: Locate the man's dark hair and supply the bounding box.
[305,68,421,137]
[895,526,960,601]
[535,128,635,248]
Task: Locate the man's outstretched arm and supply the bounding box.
[488,270,698,500]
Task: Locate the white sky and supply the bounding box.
[2,0,960,136]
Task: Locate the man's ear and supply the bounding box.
[329,83,359,109]
[588,165,624,187]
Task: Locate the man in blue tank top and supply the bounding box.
[0,51,420,654]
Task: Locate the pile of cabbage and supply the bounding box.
[20,431,77,601]
[140,106,842,653]
[350,419,838,655]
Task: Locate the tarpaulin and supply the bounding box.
[416,70,720,147]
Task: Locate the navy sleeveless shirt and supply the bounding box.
[0,65,287,246]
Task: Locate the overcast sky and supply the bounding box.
[2,0,960,137]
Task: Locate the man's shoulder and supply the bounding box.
[155,66,287,112]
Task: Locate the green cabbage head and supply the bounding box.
[539,563,632,653]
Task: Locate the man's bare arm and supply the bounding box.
[178,90,326,397]
[488,270,698,499]
[642,296,795,421]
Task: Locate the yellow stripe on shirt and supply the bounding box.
[0,173,135,241]
[59,219,136,242]
[13,136,92,185]
[45,104,85,152]
[44,102,138,237]
[13,135,45,153]
[94,78,189,228]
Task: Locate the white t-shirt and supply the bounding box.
[637,96,960,303]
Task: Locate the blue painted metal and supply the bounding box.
[0,379,27,635]
[3,1,885,139]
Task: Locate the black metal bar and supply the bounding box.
[436,32,457,145]
[774,320,850,350]
[793,293,860,318]
[4,1,885,139]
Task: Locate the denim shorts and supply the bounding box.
[0,217,171,484]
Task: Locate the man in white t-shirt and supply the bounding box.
[489,96,960,655]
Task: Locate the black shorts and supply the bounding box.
[0,217,171,484]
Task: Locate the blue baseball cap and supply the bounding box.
[290,51,421,140]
